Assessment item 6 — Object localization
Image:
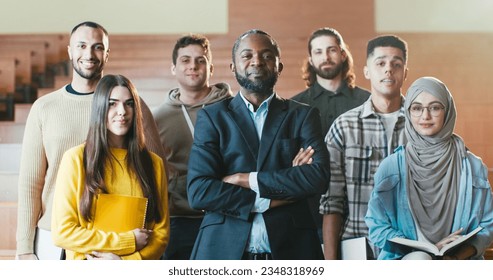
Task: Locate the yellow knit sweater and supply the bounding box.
[51,144,169,260]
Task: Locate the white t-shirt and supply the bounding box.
[376,110,400,155]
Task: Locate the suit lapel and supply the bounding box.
[227,94,259,161]
[258,95,288,170]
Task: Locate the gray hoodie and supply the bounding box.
[152,83,232,217]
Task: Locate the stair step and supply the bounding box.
[0,173,18,201]
[0,143,22,171]
[0,249,16,260]
[0,123,24,143]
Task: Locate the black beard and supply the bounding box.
[235,72,278,95]
[72,60,103,80]
[313,62,343,80]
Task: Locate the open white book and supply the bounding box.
[389,226,482,256]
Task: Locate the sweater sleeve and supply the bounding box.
[16,102,46,255]
[319,119,347,215]
[365,162,407,255]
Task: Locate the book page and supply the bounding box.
[439,226,483,255]
[390,237,439,255]
[341,237,370,260]
[389,226,483,256]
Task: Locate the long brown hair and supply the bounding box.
[80,74,161,225]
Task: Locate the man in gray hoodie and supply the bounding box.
[152,34,232,260]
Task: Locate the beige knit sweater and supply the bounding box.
[16,85,164,255]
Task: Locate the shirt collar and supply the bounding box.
[239,91,275,113]
[66,84,94,95]
[310,81,350,99]
[360,95,407,119]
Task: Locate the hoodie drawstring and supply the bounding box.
[181,104,195,139]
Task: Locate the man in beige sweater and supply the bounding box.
[16,21,165,260]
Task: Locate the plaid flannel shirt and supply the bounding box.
[320,97,407,241]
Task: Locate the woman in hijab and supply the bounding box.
[365,76,493,260]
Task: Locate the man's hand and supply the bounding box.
[223,173,250,189]
[292,146,314,166]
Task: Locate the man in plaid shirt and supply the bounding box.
[320,35,409,259]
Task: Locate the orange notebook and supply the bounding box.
[93,194,148,232]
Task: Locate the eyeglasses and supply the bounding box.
[409,104,445,117]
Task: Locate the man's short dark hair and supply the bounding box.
[172,34,212,65]
[232,29,281,63]
[71,21,108,37]
[367,35,408,62]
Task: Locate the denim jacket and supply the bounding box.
[365,146,493,260]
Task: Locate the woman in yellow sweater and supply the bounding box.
[51,74,169,260]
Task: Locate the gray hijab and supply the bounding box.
[404,77,466,244]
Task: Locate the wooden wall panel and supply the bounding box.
[393,33,493,167]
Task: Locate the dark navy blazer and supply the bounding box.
[187,93,330,260]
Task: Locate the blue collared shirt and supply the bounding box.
[239,92,273,254]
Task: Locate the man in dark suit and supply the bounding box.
[187,29,330,260]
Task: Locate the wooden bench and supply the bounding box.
[0,58,15,93]
[0,49,37,103]
[0,34,68,103]
[0,50,32,86]
[0,45,45,104]
[0,42,49,91]
[0,42,46,76]
[0,35,65,65]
